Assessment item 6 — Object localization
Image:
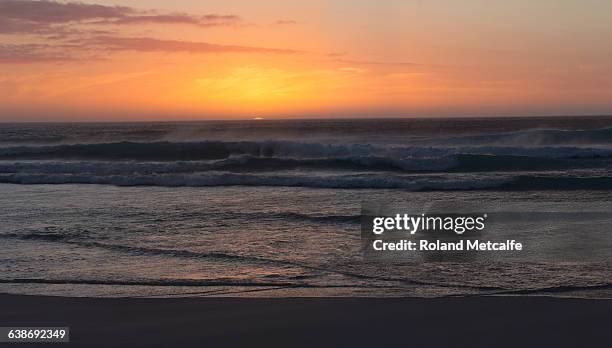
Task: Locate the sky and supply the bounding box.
[1,0,612,121]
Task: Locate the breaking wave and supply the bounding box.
[1,140,612,161]
[434,127,612,146]
[1,172,611,190]
[0,129,610,190]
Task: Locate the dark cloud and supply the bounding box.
[0,44,75,63]
[0,17,47,34]
[100,14,241,27]
[0,0,131,24]
[0,2,297,61]
[85,36,300,54]
[0,1,242,34]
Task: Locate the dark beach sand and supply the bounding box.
[1,294,611,347]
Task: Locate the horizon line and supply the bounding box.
[2,114,612,124]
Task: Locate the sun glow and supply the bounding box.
[194,66,302,103]
[176,62,370,116]
[2,0,612,121]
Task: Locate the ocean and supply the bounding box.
[1,117,611,298]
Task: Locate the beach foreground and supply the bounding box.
[1,294,611,347]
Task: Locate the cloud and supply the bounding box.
[332,59,417,67]
[85,36,300,54]
[0,2,298,62]
[0,0,131,24]
[0,17,46,34]
[0,0,242,34]
[0,44,75,63]
[110,14,241,27]
[0,36,299,62]
[276,20,297,25]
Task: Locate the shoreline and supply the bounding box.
[2,294,611,347]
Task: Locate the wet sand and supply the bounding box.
[1,294,611,347]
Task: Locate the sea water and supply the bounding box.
[1,117,611,298]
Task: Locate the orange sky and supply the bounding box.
[1,0,612,121]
